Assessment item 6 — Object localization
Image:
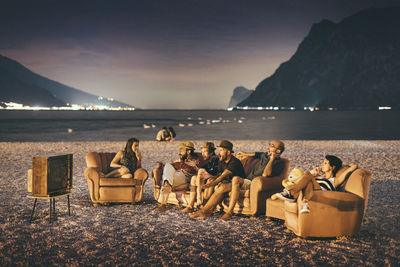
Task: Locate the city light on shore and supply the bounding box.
[0,102,135,111]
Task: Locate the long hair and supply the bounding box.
[325,155,343,177]
[124,138,139,160]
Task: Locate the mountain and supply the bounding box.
[228,86,253,108]
[239,7,400,110]
[0,67,66,107]
[0,54,132,108]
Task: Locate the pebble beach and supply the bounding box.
[0,140,399,266]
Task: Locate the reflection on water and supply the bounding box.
[0,110,399,141]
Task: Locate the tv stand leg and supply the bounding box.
[67,195,71,216]
[29,199,37,223]
[53,199,56,217]
[49,199,52,223]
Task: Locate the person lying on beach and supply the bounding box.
[156,141,206,212]
[180,142,219,213]
[156,127,173,142]
[189,140,245,220]
[274,155,358,214]
[104,138,142,178]
[219,140,286,220]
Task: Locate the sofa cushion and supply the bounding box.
[266,198,285,220]
[100,177,138,186]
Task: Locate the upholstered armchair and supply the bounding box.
[84,152,148,206]
[266,167,371,238]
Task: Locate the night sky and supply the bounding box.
[0,0,398,109]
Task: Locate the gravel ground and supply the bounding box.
[0,140,399,266]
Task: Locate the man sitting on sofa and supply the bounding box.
[189,140,245,220]
[219,140,286,220]
[180,141,219,213]
[156,141,206,212]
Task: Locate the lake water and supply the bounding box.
[0,110,399,141]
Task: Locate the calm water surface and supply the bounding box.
[0,110,398,141]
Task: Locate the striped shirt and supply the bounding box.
[316,177,336,191]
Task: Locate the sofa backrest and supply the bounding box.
[240,156,260,177]
[339,167,372,214]
[86,152,116,173]
[240,156,290,179]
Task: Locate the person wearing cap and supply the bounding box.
[156,141,206,212]
[189,140,245,220]
[180,142,219,213]
[219,140,286,220]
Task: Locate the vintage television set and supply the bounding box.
[28,154,73,197]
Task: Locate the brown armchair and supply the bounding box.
[152,156,290,216]
[266,167,371,238]
[220,156,290,216]
[84,152,148,206]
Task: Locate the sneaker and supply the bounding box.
[275,189,295,202]
[300,202,310,214]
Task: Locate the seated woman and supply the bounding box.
[104,138,142,178]
[275,155,358,214]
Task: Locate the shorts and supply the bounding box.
[241,179,252,190]
[162,163,188,187]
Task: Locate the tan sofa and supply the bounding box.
[84,152,148,206]
[266,167,371,238]
[153,156,289,216]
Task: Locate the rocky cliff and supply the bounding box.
[228,86,253,108]
[239,7,400,110]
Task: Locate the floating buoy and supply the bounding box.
[143,124,151,128]
[67,128,73,133]
[179,123,185,127]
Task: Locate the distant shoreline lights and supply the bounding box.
[0,102,135,111]
[230,106,392,111]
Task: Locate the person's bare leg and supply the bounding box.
[153,166,163,201]
[181,176,197,213]
[118,167,132,178]
[156,181,172,212]
[172,183,189,191]
[286,172,315,196]
[104,169,121,178]
[220,176,243,220]
[203,177,216,201]
[196,170,207,206]
[189,183,232,219]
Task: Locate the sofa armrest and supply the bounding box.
[84,167,101,201]
[134,168,149,185]
[249,175,284,216]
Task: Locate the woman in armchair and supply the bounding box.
[105,138,142,178]
[275,155,358,214]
